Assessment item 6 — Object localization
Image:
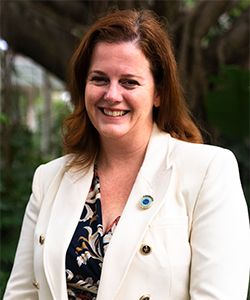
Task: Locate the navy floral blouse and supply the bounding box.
[66,168,120,300]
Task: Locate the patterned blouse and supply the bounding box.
[66,168,120,300]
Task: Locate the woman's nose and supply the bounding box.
[104,82,123,103]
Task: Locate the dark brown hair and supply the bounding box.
[63,9,203,169]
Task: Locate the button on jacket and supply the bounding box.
[4,125,250,300]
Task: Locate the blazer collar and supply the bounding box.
[43,164,94,300]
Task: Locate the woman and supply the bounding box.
[4,9,250,300]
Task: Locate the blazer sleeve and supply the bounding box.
[189,149,250,300]
[3,165,43,300]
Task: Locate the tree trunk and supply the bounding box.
[41,71,52,157]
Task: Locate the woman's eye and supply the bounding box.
[120,79,139,89]
[90,76,109,85]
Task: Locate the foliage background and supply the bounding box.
[0,0,249,298]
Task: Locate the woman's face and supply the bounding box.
[85,41,160,142]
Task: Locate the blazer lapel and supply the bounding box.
[43,165,94,300]
[97,126,174,300]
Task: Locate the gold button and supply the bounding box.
[32,280,39,289]
[39,235,45,245]
[140,244,151,255]
[139,295,150,300]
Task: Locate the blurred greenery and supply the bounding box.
[205,65,250,210]
[0,92,71,297]
[206,66,249,140]
[0,113,8,125]
[0,126,43,295]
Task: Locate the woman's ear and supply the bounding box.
[153,93,160,107]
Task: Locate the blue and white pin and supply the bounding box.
[139,195,154,209]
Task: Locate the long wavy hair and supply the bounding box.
[63,9,203,169]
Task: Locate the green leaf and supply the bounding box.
[205,65,249,140]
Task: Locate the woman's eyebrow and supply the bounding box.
[120,74,143,80]
[88,70,106,76]
[89,70,143,80]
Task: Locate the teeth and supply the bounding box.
[103,109,126,117]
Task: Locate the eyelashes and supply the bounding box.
[90,76,108,85]
[120,79,140,88]
[89,76,140,89]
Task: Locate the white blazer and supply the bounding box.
[4,125,250,300]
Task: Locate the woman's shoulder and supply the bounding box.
[37,154,72,174]
[166,137,242,199]
[170,136,238,173]
[154,125,236,166]
[173,137,231,155]
[151,126,238,174]
[32,154,73,191]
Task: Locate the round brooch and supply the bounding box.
[139,195,154,209]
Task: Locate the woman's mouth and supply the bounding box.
[100,108,129,117]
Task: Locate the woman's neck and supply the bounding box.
[98,128,152,170]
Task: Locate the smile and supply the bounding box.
[101,108,129,117]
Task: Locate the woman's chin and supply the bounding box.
[97,124,131,140]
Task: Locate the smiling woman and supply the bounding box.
[3,9,250,300]
[85,42,159,143]
[63,10,203,172]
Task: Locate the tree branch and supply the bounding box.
[1,1,81,81]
